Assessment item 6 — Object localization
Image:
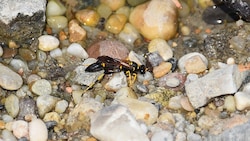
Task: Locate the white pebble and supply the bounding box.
[31,79,52,95]
[38,35,59,51]
[12,120,29,139]
[55,100,68,113]
[36,95,59,117]
[166,77,180,87]
[235,91,250,110]
[67,43,89,59]
[148,38,173,61]
[151,131,173,141]
[118,23,141,45]
[227,57,235,65]
[0,46,3,56]
[46,0,66,16]
[168,95,182,110]
[29,118,48,141]
[104,72,128,92]
[50,48,62,58]
[2,129,17,141]
[224,95,236,112]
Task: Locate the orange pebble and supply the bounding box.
[205,28,211,34]
[46,25,53,35]
[59,31,67,41]
[66,87,73,93]
[238,62,250,72]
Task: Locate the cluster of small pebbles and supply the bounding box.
[0,0,250,141]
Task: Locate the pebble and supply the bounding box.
[185,64,248,108]
[90,104,149,141]
[9,59,29,73]
[18,48,36,61]
[2,114,13,123]
[49,48,62,58]
[0,46,3,56]
[175,132,187,141]
[223,95,236,112]
[100,0,126,11]
[87,40,129,60]
[75,9,100,27]
[2,129,17,141]
[198,115,217,129]
[67,43,88,59]
[12,120,29,139]
[38,35,59,51]
[165,77,180,87]
[118,23,141,45]
[5,94,19,118]
[55,100,68,113]
[116,6,130,17]
[153,62,172,78]
[151,131,174,141]
[187,133,202,141]
[27,74,41,84]
[0,63,23,90]
[31,79,52,96]
[168,95,182,110]
[47,16,68,32]
[36,94,60,117]
[114,87,138,99]
[104,72,128,92]
[148,38,173,61]
[243,82,250,93]
[178,52,208,73]
[234,91,250,111]
[97,4,112,18]
[180,96,194,112]
[18,97,36,119]
[29,118,48,141]
[129,0,178,40]
[158,112,175,125]
[66,97,103,132]
[46,0,66,17]
[105,13,127,34]
[2,47,17,59]
[181,25,191,35]
[43,112,61,123]
[127,0,148,6]
[68,19,87,42]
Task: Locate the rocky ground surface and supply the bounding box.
[0,0,250,141]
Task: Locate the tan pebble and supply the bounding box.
[224,95,236,112]
[59,30,67,41]
[158,112,175,125]
[0,120,5,129]
[69,19,87,42]
[153,62,172,78]
[97,4,112,19]
[185,55,207,73]
[100,0,126,11]
[8,40,19,48]
[43,112,61,123]
[18,48,36,61]
[86,137,98,141]
[2,47,17,59]
[181,25,191,35]
[148,38,173,61]
[180,96,194,111]
[129,0,178,40]
[75,9,100,27]
[105,13,127,34]
[227,57,235,65]
[38,35,59,51]
[116,6,130,18]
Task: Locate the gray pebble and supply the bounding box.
[36,94,60,117]
[18,97,36,119]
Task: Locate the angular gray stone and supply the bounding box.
[206,120,250,141]
[90,104,149,141]
[185,65,249,108]
[0,0,46,47]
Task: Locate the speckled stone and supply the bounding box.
[68,19,87,42]
[31,79,52,96]
[36,95,60,117]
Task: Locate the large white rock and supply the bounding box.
[185,65,249,108]
[90,104,149,141]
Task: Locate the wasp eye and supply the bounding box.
[139,65,146,74]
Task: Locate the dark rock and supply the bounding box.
[17,96,37,119]
[0,0,46,48]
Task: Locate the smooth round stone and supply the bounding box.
[46,0,66,17]
[178,0,190,18]
[114,87,138,100]
[29,118,48,141]
[97,4,112,19]
[165,77,180,87]
[181,25,191,35]
[50,48,62,58]
[47,16,68,32]
[75,9,100,27]
[67,43,89,59]
[12,120,29,139]
[87,40,129,60]
[0,46,3,56]
[36,95,59,117]
[5,94,19,118]
[2,129,17,141]
[158,112,175,125]
[104,72,128,92]
[178,52,208,73]
[116,6,130,17]
[27,74,41,84]
[9,59,29,72]
[38,35,59,51]
[151,131,174,141]
[55,100,68,113]
[31,79,52,96]
[105,13,127,34]
[180,96,194,111]
[224,95,236,112]
[153,62,172,78]
[0,63,23,90]
[129,0,178,40]
[148,38,173,61]
[119,23,141,45]
[168,95,182,110]
[2,47,17,59]
[18,48,36,61]
[68,19,87,42]
[2,114,14,122]
[100,0,126,11]
[235,91,250,111]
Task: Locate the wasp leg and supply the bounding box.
[131,73,137,86]
[81,73,105,96]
